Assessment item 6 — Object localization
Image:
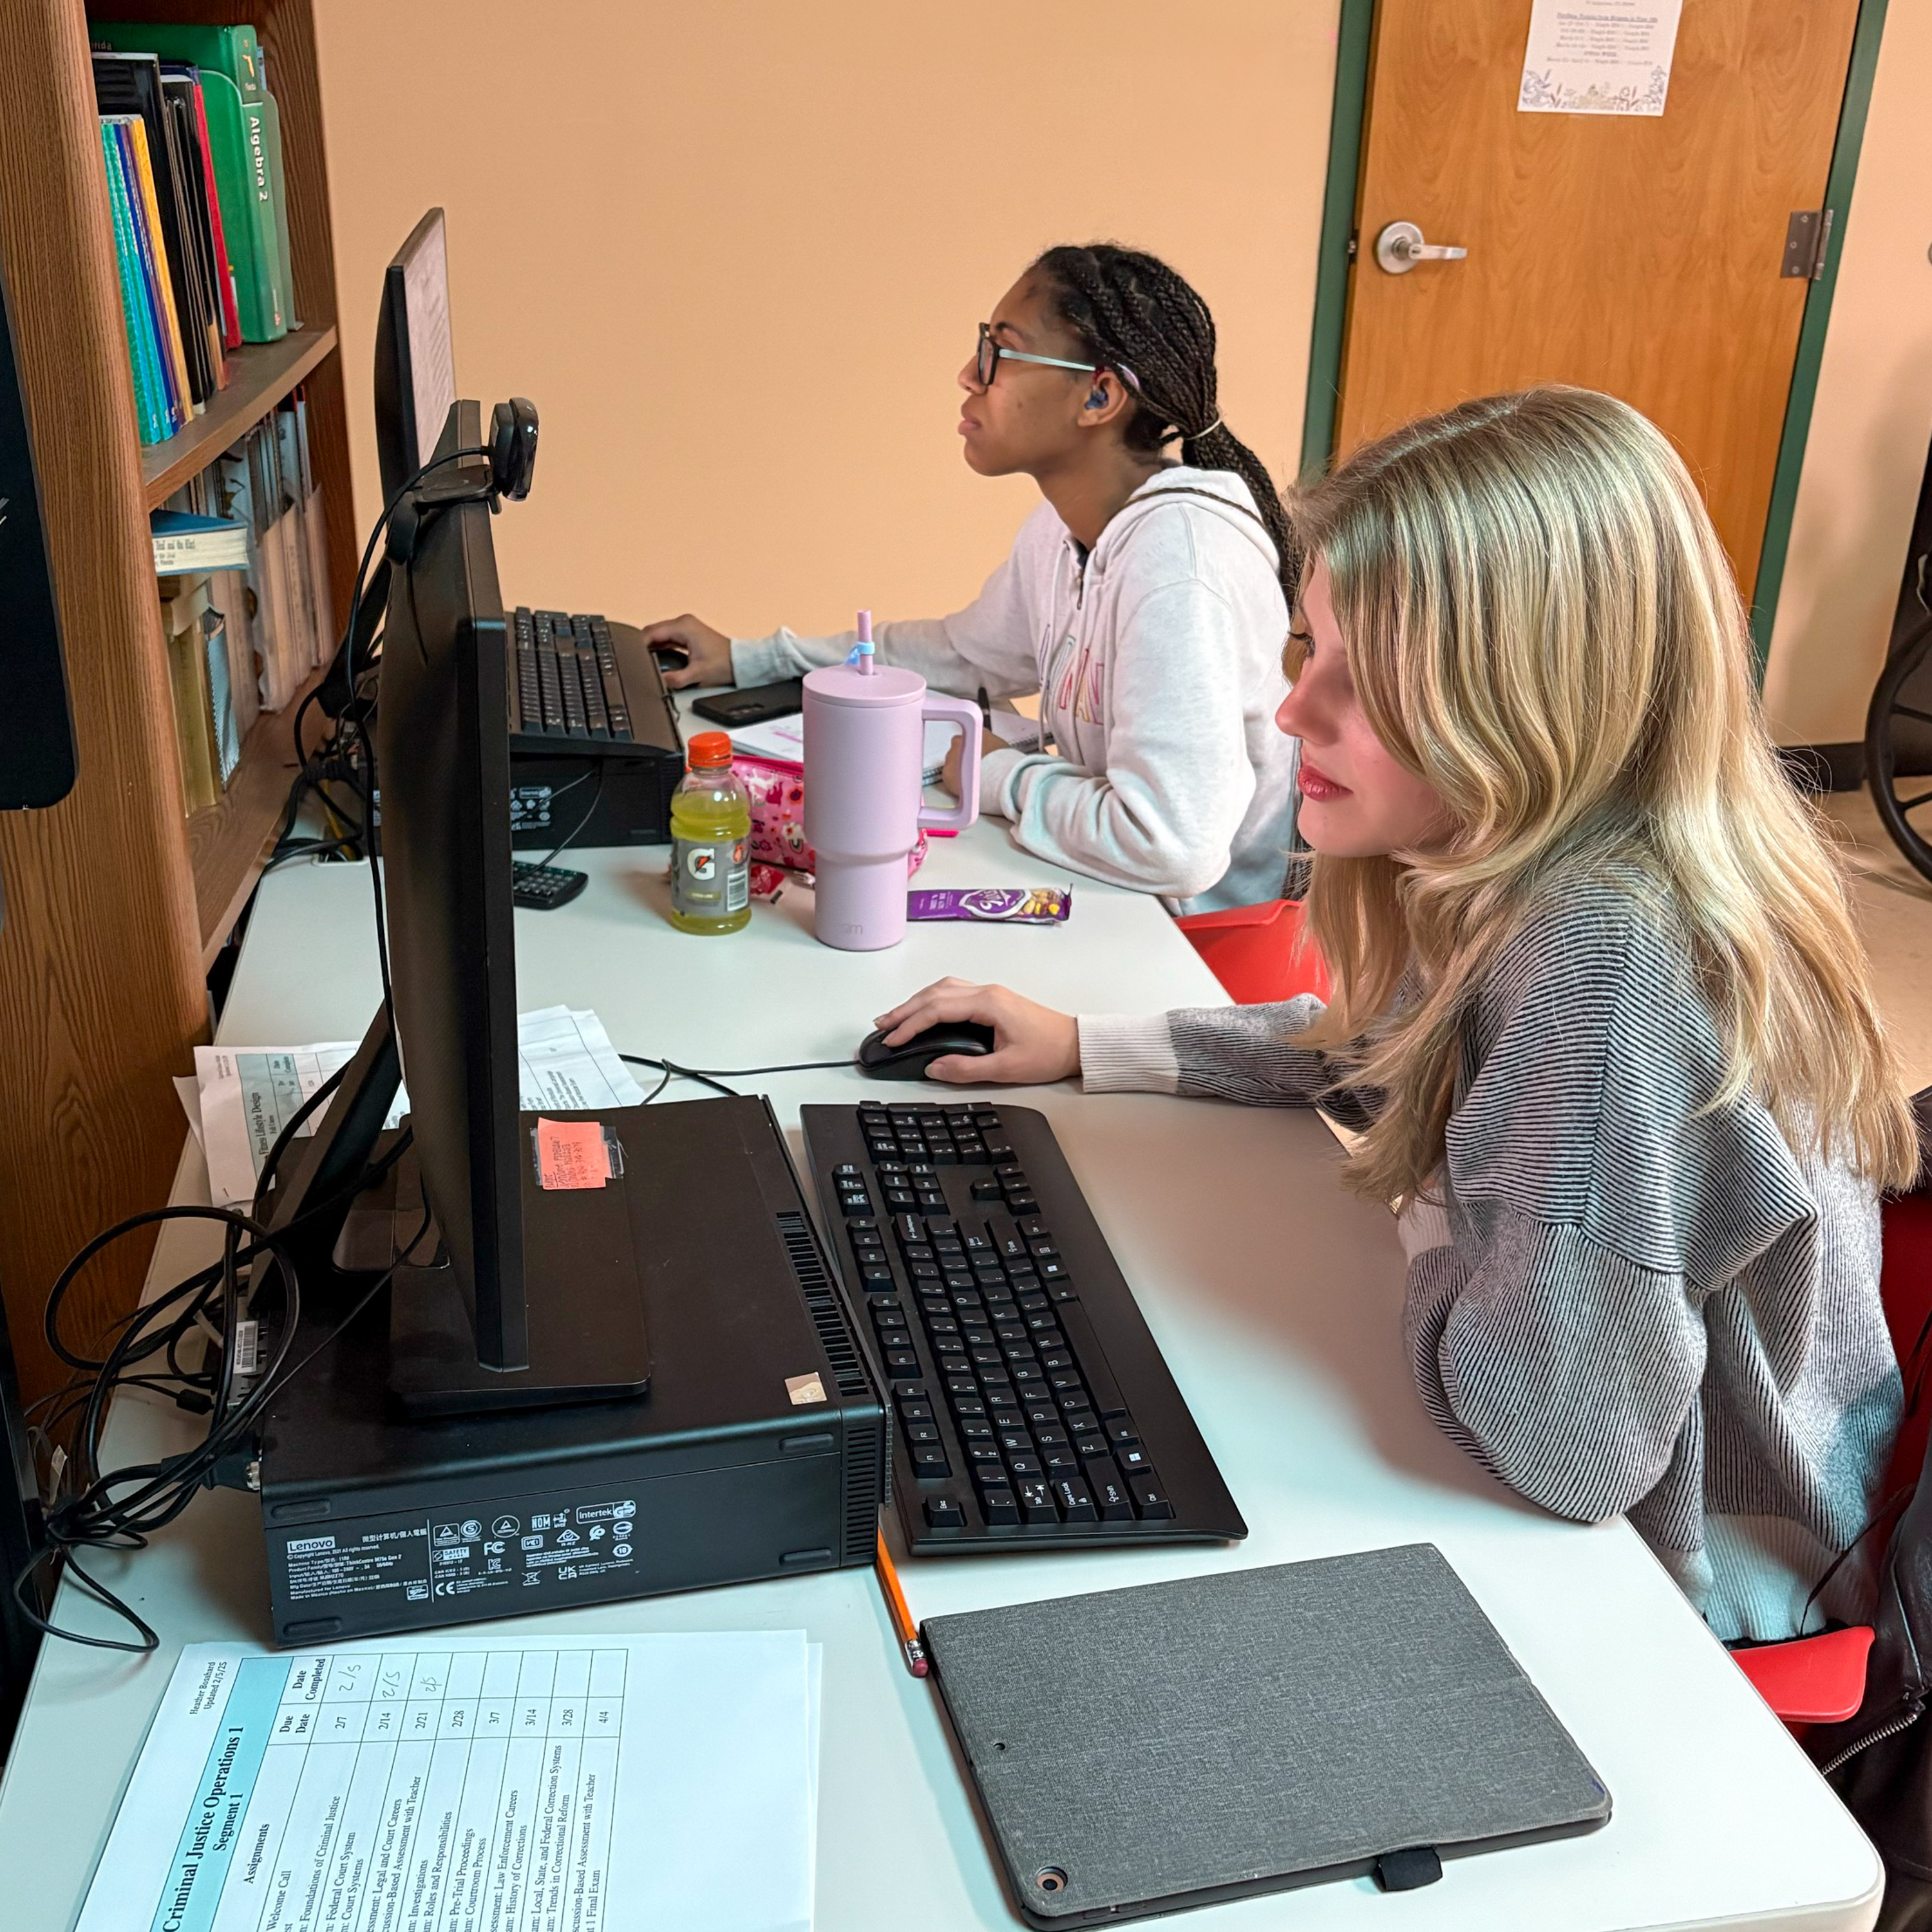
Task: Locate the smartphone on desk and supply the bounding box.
[690,679,804,728]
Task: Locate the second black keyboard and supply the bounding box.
[801,1100,1246,1553]
[511,606,635,742]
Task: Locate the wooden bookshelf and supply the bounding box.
[0,0,354,1408]
[188,664,324,966]
[140,323,337,507]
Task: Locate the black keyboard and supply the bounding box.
[802,1101,1246,1552]
[511,607,634,742]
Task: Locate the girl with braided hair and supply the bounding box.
[644,244,1300,913]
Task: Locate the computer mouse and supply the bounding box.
[855,1021,996,1081]
[648,641,690,670]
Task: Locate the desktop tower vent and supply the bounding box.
[775,1211,869,1399]
[841,1419,887,1562]
[774,1209,887,1556]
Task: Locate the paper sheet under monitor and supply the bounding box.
[76,1632,822,1932]
[189,1005,646,1208]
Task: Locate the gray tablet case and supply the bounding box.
[922,1543,1611,1926]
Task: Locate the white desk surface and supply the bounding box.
[0,820,1881,1932]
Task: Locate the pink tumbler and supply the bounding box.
[804,615,980,951]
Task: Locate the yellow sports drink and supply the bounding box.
[668,731,752,934]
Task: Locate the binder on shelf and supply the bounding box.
[198,70,283,342]
[159,572,241,804]
[122,117,194,424]
[180,70,242,350]
[217,424,311,713]
[203,605,240,786]
[270,399,312,669]
[207,567,260,741]
[294,395,335,670]
[253,59,298,335]
[99,119,166,445]
[90,50,214,407]
[162,575,220,813]
[159,71,227,386]
[106,117,184,433]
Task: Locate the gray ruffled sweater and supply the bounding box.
[1079,874,1901,1641]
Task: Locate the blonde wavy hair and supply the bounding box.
[1289,386,1916,1204]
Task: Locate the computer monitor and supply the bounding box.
[317,209,455,722]
[373,208,457,504]
[0,251,75,818]
[375,407,523,1365]
[274,399,649,1417]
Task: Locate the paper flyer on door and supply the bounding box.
[1519,0,1683,116]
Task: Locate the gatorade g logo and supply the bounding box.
[687,848,717,881]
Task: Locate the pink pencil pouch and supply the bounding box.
[732,753,928,879]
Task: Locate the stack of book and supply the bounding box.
[91,23,298,446]
[151,390,335,815]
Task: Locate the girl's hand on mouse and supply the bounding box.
[875,979,1080,1086]
[638,613,731,688]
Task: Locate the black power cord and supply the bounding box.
[17,1064,422,1653]
[616,1052,853,1101]
[534,764,605,870]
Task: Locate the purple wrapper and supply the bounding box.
[905,886,1072,924]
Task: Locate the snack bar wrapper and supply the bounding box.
[905,886,1072,925]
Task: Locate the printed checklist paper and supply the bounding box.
[184,1007,647,1207]
[75,1633,820,1932]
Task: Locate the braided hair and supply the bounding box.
[1032,243,1296,596]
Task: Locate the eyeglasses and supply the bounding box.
[975,321,1096,389]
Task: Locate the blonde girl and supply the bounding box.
[878,386,1917,1643]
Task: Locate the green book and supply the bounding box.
[254,84,298,332]
[100,117,165,443]
[187,70,283,341]
[91,23,294,337]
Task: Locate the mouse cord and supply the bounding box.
[618,1053,852,1102]
[531,764,605,870]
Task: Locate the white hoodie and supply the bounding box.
[728,467,1298,914]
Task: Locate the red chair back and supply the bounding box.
[1881,1189,1932,1496]
[1176,898,1331,1007]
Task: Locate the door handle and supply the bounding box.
[1374,221,1468,275]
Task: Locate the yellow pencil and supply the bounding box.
[875,1525,928,1676]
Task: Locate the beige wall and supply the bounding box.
[314,1,1340,638]
[1760,1,1932,746]
[315,1,1927,743]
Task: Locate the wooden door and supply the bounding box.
[1337,0,1861,594]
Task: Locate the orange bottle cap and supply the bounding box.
[688,731,735,768]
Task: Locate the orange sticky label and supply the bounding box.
[535,1117,611,1190]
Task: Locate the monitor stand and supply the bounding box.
[383,1133,651,1418]
[270,1009,650,1420]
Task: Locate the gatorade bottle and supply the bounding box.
[669,732,752,934]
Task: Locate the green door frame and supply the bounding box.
[1298,0,1891,677]
[1300,0,1374,486]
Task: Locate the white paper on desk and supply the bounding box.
[173,1075,205,1152]
[75,1632,821,1932]
[730,708,1042,778]
[189,1005,647,1207]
